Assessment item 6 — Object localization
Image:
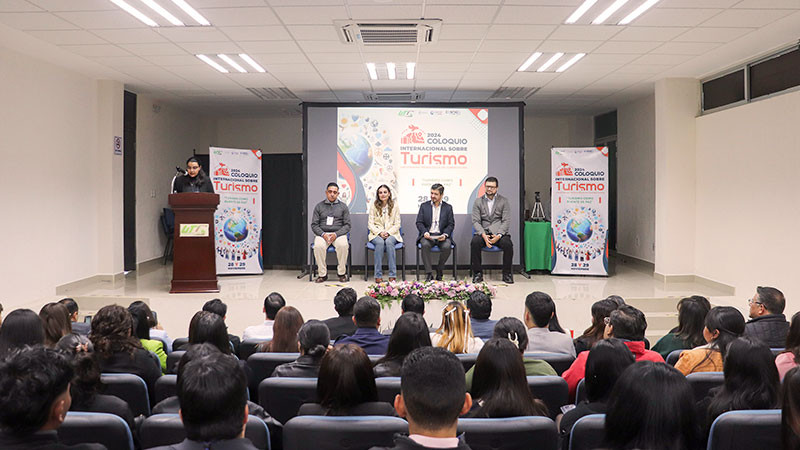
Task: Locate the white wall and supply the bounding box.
[0,46,122,308]
[695,89,800,307]
[617,95,656,263]
[135,96,217,264]
[215,115,302,154]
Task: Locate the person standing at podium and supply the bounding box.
[311,182,351,283]
[173,156,214,193]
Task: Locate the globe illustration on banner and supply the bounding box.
[339,133,372,176]
[223,216,249,242]
[566,217,593,243]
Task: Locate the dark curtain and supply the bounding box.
[261,154,304,267]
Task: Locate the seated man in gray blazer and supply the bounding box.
[471,176,514,284]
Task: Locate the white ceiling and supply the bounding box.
[1,0,799,115]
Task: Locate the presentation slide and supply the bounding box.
[336,107,488,214]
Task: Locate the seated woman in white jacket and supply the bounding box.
[368,185,403,283]
[431,301,484,354]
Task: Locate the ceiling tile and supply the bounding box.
[614,63,673,74]
[199,7,280,26]
[259,62,316,73]
[418,52,474,62]
[631,53,693,65]
[0,12,77,30]
[93,29,168,44]
[485,24,556,40]
[424,5,499,24]
[55,10,152,29]
[672,27,755,43]
[363,53,417,63]
[700,9,791,27]
[193,0,269,7]
[61,44,132,57]
[652,42,721,55]
[249,53,311,64]
[437,24,490,40]
[479,40,542,52]
[460,72,510,82]
[361,45,418,53]
[231,73,285,88]
[286,25,340,40]
[219,26,292,41]
[177,41,243,54]
[415,72,462,81]
[313,63,363,73]
[306,52,362,63]
[266,0,345,6]
[610,27,690,41]
[0,1,42,12]
[425,40,482,52]
[119,43,187,55]
[26,0,116,11]
[594,41,662,54]
[733,0,800,8]
[581,53,639,64]
[272,6,349,25]
[157,27,231,42]
[26,29,106,45]
[494,6,574,24]
[468,62,519,72]
[631,8,722,27]
[547,25,623,41]
[89,55,154,67]
[238,40,301,53]
[297,40,354,52]
[472,52,530,63]
[348,5,423,19]
[143,54,205,66]
[536,40,604,53]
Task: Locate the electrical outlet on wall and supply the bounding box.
[150,189,156,198]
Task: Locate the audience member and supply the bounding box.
[467,338,548,418]
[144,307,173,353]
[203,298,241,356]
[369,347,473,450]
[39,302,73,347]
[89,305,161,401]
[781,366,800,450]
[188,310,234,355]
[466,291,496,341]
[523,292,575,356]
[56,334,135,435]
[323,288,357,340]
[0,308,44,358]
[700,336,779,434]
[298,344,395,416]
[431,301,483,354]
[244,292,286,340]
[258,306,304,353]
[674,306,745,376]
[59,298,90,335]
[128,302,167,372]
[148,347,258,450]
[0,346,105,449]
[558,338,635,450]
[562,304,663,399]
[336,297,390,354]
[464,317,556,391]
[777,311,800,380]
[745,286,789,348]
[573,298,618,354]
[374,312,432,377]
[401,293,425,315]
[272,320,330,377]
[0,302,3,324]
[604,361,703,450]
[652,296,711,359]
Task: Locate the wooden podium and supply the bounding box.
[169,192,220,293]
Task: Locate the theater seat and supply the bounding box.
[568,414,605,450]
[523,353,575,376]
[241,338,271,360]
[686,371,724,401]
[458,416,558,450]
[457,353,479,372]
[666,349,684,366]
[258,377,318,425]
[574,378,587,405]
[154,374,177,403]
[247,352,300,385]
[100,373,151,416]
[166,350,186,374]
[707,410,781,450]
[375,377,401,403]
[139,414,271,450]
[527,376,569,418]
[283,415,408,450]
[172,337,189,351]
[59,412,135,450]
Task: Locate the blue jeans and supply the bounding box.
[371,235,398,279]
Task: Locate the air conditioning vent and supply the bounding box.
[247,87,298,101]
[337,20,441,46]
[364,92,425,102]
[490,86,540,100]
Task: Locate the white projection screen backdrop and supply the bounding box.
[304,103,524,268]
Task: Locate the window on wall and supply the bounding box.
[750,47,800,100]
[702,70,745,111]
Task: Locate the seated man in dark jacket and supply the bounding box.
[323,288,358,340]
[370,347,472,450]
[335,297,390,355]
[273,320,330,377]
[745,286,789,348]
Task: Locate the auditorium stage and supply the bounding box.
[50,256,737,345]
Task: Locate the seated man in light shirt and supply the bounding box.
[524,291,576,357]
[243,292,285,340]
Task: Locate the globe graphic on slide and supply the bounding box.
[223,216,248,242]
[566,218,593,243]
[339,134,372,176]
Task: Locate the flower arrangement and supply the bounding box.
[365,279,497,307]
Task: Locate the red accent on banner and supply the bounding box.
[469,108,488,124]
[337,153,356,197]
[599,197,602,203]
[559,197,562,203]
[412,179,415,186]
[250,149,262,159]
[459,179,462,186]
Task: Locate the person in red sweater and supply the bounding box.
[562,305,664,400]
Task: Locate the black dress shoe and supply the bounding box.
[425,273,434,282]
[435,270,443,281]
[502,273,514,284]
[472,273,483,283]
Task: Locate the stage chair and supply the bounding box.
[686,371,724,402]
[140,414,270,450]
[568,414,605,450]
[309,233,352,282]
[375,377,401,404]
[100,373,151,417]
[240,338,270,360]
[666,349,685,366]
[468,226,505,280]
[527,376,569,419]
[707,410,781,450]
[364,228,405,281]
[415,241,457,280]
[258,377,318,425]
[283,415,408,450]
[523,353,575,376]
[458,416,558,450]
[457,353,479,372]
[59,412,135,450]
[154,375,177,403]
[166,350,186,374]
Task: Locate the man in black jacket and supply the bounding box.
[323,287,358,340]
[745,286,789,348]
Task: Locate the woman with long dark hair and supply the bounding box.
[605,361,703,450]
[128,302,167,372]
[368,184,402,283]
[782,366,800,450]
[173,156,214,193]
[777,311,800,380]
[468,338,548,418]
[39,302,73,347]
[0,309,44,357]
[298,344,395,416]
[258,306,304,353]
[652,296,711,359]
[573,299,619,354]
[272,320,330,377]
[675,306,745,375]
[374,312,431,377]
[188,311,231,355]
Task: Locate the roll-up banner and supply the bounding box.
[210,147,263,275]
[551,147,609,276]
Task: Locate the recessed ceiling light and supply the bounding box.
[169,0,210,26]
[196,54,228,73]
[239,54,266,73]
[406,62,415,80]
[109,0,158,27]
[218,54,247,73]
[386,62,396,80]
[537,53,564,72]
[366,63,378,80]
[556,53,586,72]
[565,0,599,24]
[592,0,630,25]
[618,0,659,25]
[140,0,184,26]
[518,52,543,72]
